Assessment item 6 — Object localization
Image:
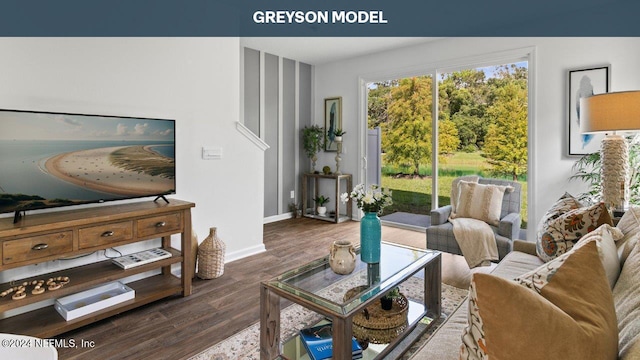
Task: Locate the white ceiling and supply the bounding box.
[240,37,441,65]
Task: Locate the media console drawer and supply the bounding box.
[3,231,73,265]
[79,221,134,249]
[137,212,182,238]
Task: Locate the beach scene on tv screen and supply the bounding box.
[0,111,175,213]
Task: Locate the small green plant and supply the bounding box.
[333,128,346,136]
[302,125,325,159]
[313,195,330,206]
[382,287,400,300]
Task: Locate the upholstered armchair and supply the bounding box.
[426,177,522,260]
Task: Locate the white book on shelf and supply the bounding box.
[111,248,173,269]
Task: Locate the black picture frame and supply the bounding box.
[567,65,611,156]
[324,96,342,152]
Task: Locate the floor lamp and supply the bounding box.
[580,90,640,211]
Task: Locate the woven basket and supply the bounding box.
[197,227,225,279]
[343,286,409,343]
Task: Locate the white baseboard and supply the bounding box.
[225,244,267,263]
[263,212,294,224]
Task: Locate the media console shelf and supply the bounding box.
[0,199,195,338]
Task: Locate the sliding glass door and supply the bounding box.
[367,60,529,230]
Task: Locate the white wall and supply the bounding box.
[0,38,265,272]
[313,37,640,237]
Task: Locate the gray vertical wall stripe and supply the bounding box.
[298,63,312,174]
[264,53,279,217]
[243,48,260,136]
[282,58,296,209]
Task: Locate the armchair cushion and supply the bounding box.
[451,181,513,226]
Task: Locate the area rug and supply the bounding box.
[190,278,468,360]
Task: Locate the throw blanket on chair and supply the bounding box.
[450,217,499,268]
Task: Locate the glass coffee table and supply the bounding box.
[260,242,441,360]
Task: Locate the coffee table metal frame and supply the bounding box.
[260,242,441,360]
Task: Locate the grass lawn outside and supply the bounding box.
[380,152,528,228]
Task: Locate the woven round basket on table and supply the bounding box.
[344,286,410,344]
[197,227,225,279]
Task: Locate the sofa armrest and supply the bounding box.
[513,240,537,256]
[431,205,452,225]
[497,212,521,239]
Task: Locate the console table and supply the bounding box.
[301,173,352,223]
[0,199,195,338]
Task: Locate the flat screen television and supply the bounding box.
[0,109,176,221]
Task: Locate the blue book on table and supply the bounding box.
[299,323,363,360]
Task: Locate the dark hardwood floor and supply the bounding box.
[56,218,426,360]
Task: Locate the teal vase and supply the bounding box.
[360,212,381,263]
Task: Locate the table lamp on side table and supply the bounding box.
[580,90,640,211]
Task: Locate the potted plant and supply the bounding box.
[288,202,301,218]
[313,195,330,216]
[380,287,400,310]
[333,129,346,142]
[302,125,325,173]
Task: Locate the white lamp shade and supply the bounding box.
[580,91,640,133]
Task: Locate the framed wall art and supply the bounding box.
[568,65,611,156]
[324,96,342,152]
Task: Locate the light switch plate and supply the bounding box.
[202,147,222,160]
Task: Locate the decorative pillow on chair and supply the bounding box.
[571,224,624,288]
[536,202,612,262]
[450,175,480,214]
[451,181,512,226]
[460,240,618,360]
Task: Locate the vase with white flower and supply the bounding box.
[341,184,393,263]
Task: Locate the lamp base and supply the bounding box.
[601,134,628,211]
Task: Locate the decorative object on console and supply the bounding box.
[329,240,356,275]
[55,281,134,321]
[197,227,226,280]
[341,184,393,263]
[568,65,610,156]
[1,276,70,300]
[324,97,342,152]
[322,165,331,175]
[580,90,640,211]
[302,125,325,173]
[333,129,345,175]
[313,195,330,216]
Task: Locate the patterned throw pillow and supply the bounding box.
[538,192,583,226]
[460,240,618,360]
[536,202,612,262]
[451,181,512,226]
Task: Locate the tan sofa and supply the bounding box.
[411,240,640,359]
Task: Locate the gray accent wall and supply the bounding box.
[282,58,296,210]
[243,48,313,219]
[299,63,312,174]
[264,53,279,217]
[243,48,260,136]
